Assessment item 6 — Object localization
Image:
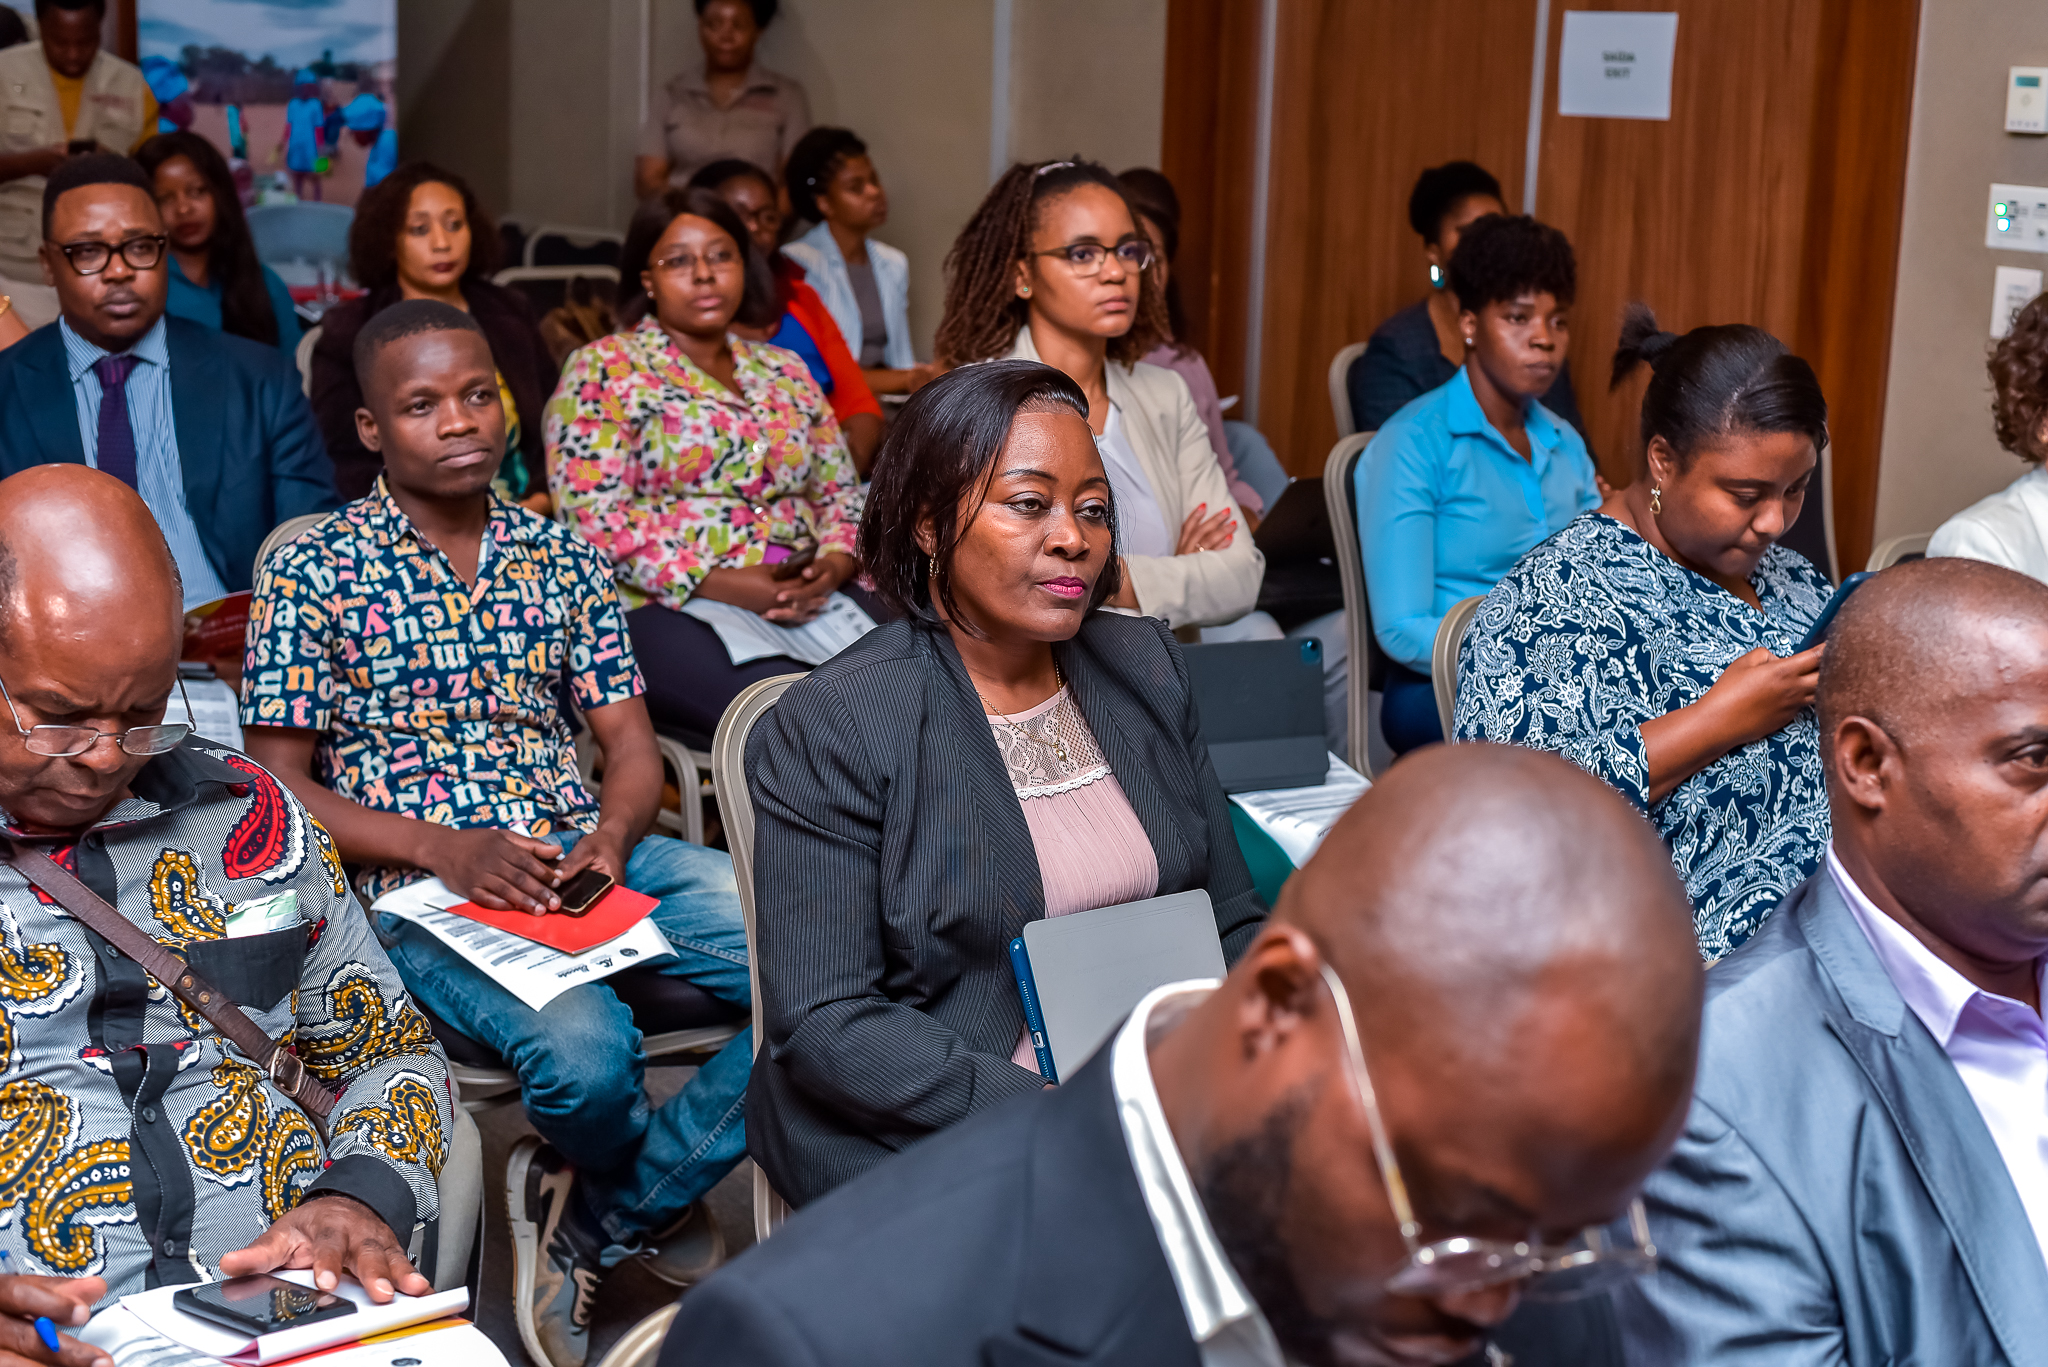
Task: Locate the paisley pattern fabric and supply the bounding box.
[0,741,451,1296]
[240,481,644,900]
[544,319,863,610]
[1452,513,1832,957]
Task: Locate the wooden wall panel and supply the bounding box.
[1161,0,1264,405]
[1255,0,1540,475]
[1536,0,1919,573]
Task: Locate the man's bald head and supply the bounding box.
[1818,556,2048,753]
[1818,554,2048,971]
[1151,744,1702,1367]
[0,465,181,640]
[1280,743,1699,1075]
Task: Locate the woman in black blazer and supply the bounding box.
[746,359,1265,1205]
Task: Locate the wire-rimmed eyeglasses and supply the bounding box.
[0,671,195,757]
[53,234,169,277]
[1030,240,1155,277]
[1315,960,1658,1302]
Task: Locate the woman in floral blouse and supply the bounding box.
[546,188,868,737]
[1454,308,1833,958]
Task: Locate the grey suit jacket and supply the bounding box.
[1612,872,2048,1365]
[743,612,1266,1207]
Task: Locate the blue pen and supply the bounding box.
[35,1317,61,1354]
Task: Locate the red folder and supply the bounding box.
[449,885,659,954]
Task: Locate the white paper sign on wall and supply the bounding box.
[1991,266,2045,339]
[1557,11,1680,121]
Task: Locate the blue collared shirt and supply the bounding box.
[1355,366,1599,671]
[61,316,229,607]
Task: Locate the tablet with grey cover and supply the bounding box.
[1014,890,1226,1082]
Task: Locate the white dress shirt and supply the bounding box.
[1111,980,1287,1367]
[1830,846,2048,1269]
[1097,402,1174,561]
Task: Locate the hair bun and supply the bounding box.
[1611,301,1682,389]
[1638,329,1680,364]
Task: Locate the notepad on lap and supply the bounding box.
[1009,890,1226,1084]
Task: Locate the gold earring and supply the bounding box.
[928,554,938,583]
[1650,485,1663,516]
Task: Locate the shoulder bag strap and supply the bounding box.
[3,839,337,1126]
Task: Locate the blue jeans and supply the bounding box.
[379,832,752,1245]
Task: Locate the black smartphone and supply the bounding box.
[769,543,818,581]
[555,867,615,917]
[174,1276,356,1337]
[1794,571,1874,653]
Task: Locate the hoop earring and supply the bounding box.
[1650,485,1663,516]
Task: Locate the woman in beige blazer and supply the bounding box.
[934,158,1264,630]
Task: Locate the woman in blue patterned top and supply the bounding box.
[1454,307,1833,957]
[1355,214,1601,753]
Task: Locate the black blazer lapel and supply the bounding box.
[15,328,85,467]
[1804,879,2048,1367]
[998,1052,1200,1365]
[926,628,1047,947]
[164,320,225,554]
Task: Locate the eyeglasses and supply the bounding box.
[53,234,169,276]
[1315,960,1657,1302]
[1031,240,1155,277]
[0,671,195,758]
[651,247,740,275]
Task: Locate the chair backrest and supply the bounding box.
[1328,341,1368,437]
[492,264,620,321]
[254,512,329,577]
[1431,595,1486,740]
[295,323,321,398]
[709,672,804,1241]
[1865,531,1931,572]
[1322,431,1378,777]
[246,202,354,268]
[525,224,625,270]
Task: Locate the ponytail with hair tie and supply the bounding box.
[1608,301,1829,467]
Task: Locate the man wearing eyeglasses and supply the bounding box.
[1612,556,2048,1364]
[0,464,451,1327]
[659,742,1703,1367]
[0,153,336,608]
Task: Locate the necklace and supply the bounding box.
[979,662,1072,768]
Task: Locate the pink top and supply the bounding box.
[988,687,1159,1068]
[1140,341,1264,516]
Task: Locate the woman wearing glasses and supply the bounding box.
[933,158,1264,633]
[544,189,868,739]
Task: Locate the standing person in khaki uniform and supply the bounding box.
[0,0,153,281]
[633,0,808,201]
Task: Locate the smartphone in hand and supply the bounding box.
[1794,571,1874,653]
[554,867,615,917]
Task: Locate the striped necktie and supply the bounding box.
[93,353,140,489]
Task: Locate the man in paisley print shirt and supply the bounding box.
[240,302,752,1367]
[0,465,452,1343]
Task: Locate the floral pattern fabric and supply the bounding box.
[544,319,863,610]
[1452,513,1833,958]
[240,482,644,900]
[0,741,450,1297]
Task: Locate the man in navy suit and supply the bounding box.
[0,153,335,602]
[1614,555,2048,1364]
[662,743,1703,1367]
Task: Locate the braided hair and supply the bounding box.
[934,158,1170,369]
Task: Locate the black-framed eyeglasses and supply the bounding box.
[1316,960,1658,1302]
[53,234,169,276]
[0,671,195,757]
[1030,240,1154,277]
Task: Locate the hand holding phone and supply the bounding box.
[553,867,615,917]
[1794,571,1873,654]
[769,543,819,581]
[174,1275,356,1336]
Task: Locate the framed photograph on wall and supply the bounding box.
[137,0,395,209]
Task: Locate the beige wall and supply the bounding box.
[397,1,1167,358]
[1875,0,2048,545]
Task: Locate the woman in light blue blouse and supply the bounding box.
[1455,307,1833,958]
[1355,214,1599,753]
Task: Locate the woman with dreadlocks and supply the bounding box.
[934,158,1264,632]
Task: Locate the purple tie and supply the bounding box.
[93,354,139,489]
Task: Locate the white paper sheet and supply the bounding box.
[81,1305,223,1367]
[1228,753,1371,868]
[120,1273,468,1366]
[679,591,877,666]
[370,878,673,1012]
[1557,11,1680,121]
[184,676,245,751]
